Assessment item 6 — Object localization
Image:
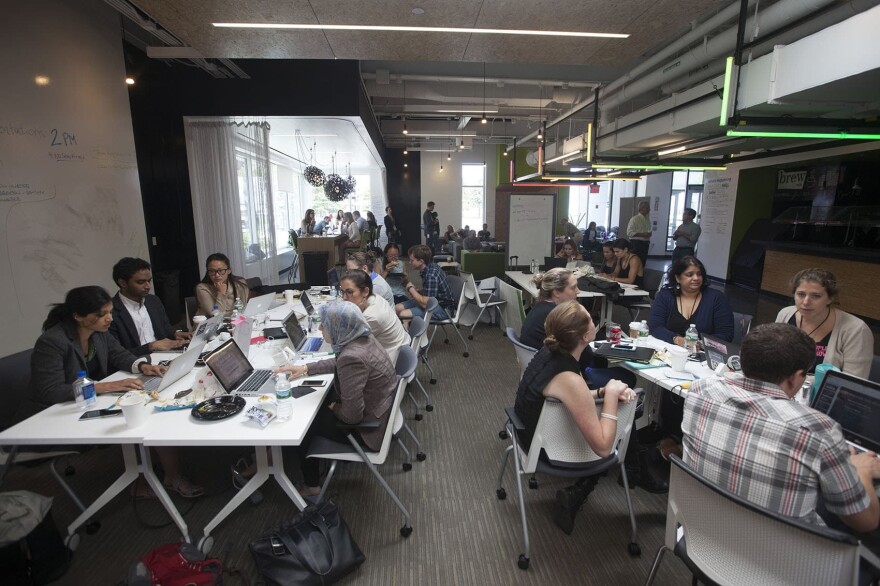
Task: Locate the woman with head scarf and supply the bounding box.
[276,301,397,495]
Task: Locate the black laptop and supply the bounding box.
[702,334,741,371]
[300,291,315,316]
[204,339,274,397]
[543,256,566,270]
[594,342,655,364]
[811,370,880,453]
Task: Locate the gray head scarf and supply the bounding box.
[319,300,372,354]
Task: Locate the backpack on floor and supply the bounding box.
[128,542,221,586]
[0,491,69,585]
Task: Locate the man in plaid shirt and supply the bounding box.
[396,244,454,321]
[682,323,880,533]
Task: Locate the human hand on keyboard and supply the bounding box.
[95,378,144,394]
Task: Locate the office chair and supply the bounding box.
[392,347,426,464]
[496,394,641,570]
[405,316,433,418]
[505,327,538,381]
[306,362,414,538]
[460,271,506,340]
[427,275,470,358]
[418,300,439,385]
[645,455,875,586]
[731,311,753,345]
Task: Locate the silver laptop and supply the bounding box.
[285,316,332,355]
[192,314,223,341]
[244,292,275,317]
[204,339,275,397]
[233,318,254,353]
[140,339,207,393]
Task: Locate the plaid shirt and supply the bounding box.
[419,262,454,310]
[682,374,869,526]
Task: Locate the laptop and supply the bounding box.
[243,292,275,317]
[811,370,880,454]
[193,314,222,341]
[286,317,332,354]
[233,318,254,353]
[263,310,298,339]
[204,339,275,397]
[140,339,207,393]
[543,256,566,270]
[594,342,655,364]
[702,334,741,371]
[300,291,315,316]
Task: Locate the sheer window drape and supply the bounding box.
[184,118,278,285]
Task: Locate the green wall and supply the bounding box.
[729,166,776,261]
[493,145,570,234]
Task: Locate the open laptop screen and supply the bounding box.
[284,317,308,352]
[543,256,566,270]
[702,334,740,371]
[205,339,254,392]
[812,370,880,453]
[300,291,314,315]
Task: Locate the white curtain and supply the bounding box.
[184,118,278,285]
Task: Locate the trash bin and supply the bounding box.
[302,251,329,286]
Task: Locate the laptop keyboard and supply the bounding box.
[303,337,323,352]
[235,370,273,397]
[142,377,161,392]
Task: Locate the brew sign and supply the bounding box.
[777,169,807,190]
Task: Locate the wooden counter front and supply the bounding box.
[297,235,347,282]
[761,250,880,321]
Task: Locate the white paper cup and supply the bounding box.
[284,289,294,303]
[119,393,150,428]
[668,346,689,372]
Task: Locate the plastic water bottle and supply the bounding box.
[685,324,699,354]
[275,375,292,422]
[212,305,220,318]
[639,320,650,343]
[530,259,538,274]
[231,297,244,319]
[73,370,96,409]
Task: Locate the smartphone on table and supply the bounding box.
[79,408,122,420]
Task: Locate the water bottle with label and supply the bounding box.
[231,297,244,319]
[275,374,292,422]
[73,371,96,409]
[639,320,650,343]
[685,324,699,354]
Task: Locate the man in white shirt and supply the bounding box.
[626,201,652,265]
[672,207,701,262]
[109,257,190,356]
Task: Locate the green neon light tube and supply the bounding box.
[727,130,880,140]
[720,56,733,127]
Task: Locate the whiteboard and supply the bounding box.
[699,171,739,280]
[508,194,555,264]
[0,0,149,357]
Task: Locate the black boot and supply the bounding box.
[619,444,668,494]
[553,477,598,535]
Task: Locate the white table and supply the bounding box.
[505,270,650,330]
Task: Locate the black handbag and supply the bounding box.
[249,500,365,586]
[577,275,623,302]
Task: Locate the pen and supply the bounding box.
[304,352,334,358]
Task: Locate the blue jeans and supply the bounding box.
[401,298,449,320]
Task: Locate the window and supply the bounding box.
[666,170,705,251]
[270,163,299,250]
[461,164,485,230]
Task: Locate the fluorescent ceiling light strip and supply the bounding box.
[720,56,734,127]
[726,130,880,140]
[544,150,583,165]
[404,132,477,137]
[436,108,499,113]
[213,23,629,39]
[657,145,686,156]
[585,123,593,163]
[599,163,727,171]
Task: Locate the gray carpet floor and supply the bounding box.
[3,320,694,585]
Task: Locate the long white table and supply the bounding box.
[505,270,650,330]
[0,295,335,553]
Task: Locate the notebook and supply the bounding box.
[543,256,566,270]
[243,292,275,317]
[810,370,880,454]
[701,334,741,371]
[594,342,655,364]
[140,339,207,393]
[286,317,331,354]
[204,339,275,397]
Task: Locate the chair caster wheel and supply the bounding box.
[250,490,264,505]
[403,462,412,471]
[496,488,507,500]
[85,521,100,535]
[517,554,530,570]
[628,542,641,557]
[198,536,215,555]
[462,352,469,358]
[414,414,423,421]
[528,477,538,490]
[425,404,434,412]
[65,533,81,552]
[400,525,413,538]
[468,335,474,340]
[429,379,437,385]
[416,452,426,461]
[498,430,509,440]
[64,465,76,477]
[444,339,449,344]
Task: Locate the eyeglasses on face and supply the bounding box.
[207,268,230,276]
[340,288,362,297]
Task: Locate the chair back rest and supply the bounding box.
[424,297,438,324]
[408,316,428,351]
[246,277,263,290]
[460,271,478,303]
[506,327,537,380]
[394,346,418,380]
[642,269,664,299]
[0,348,33,432]
[666,455,860,586]
[184,296,198,329]
[731,312,753,346]
[375,367,410,462]
[444,274,468,321]
[521,394,638,474]
[870,355,880,383]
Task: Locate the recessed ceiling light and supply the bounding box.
[213,22,630,39]
[125,77,135,85]
[34,75,50,86]
[412,7,425,15]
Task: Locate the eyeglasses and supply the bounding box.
[340,288,360,297]
[206,268,230,276]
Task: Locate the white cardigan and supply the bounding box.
[775,306,874,379]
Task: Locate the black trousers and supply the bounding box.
[672,246,694,262]
[632,239,649,265]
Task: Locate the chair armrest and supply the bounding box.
[503,407,526,432]
[336,418,382,431]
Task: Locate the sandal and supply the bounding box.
[658,437,683,461]
[131,479,157,500]
[163,477,205,499]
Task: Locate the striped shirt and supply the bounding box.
[682,374,869,526]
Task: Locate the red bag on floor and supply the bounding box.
[128,542,221,586]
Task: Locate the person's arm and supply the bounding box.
[708,289,735,342]
[835,317,874,379]
[194,283,216,316]
[819,434,880,533]
[614,257,641,285]
[331,353,371,424]
[545,372,627,458]
[404,280,429,309]
[839,451,880,532]
[647,289,678,344]
[30,333,78,405]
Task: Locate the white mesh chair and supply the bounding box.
[406,316,433,418]
[460,271,506,340]
[645,455,876,586]
[506,327,538,381]
[427,275,470,358]
[392,346,426,464]
[306,365,413,538]
[419,299,438,384]
[496,394,641,569]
